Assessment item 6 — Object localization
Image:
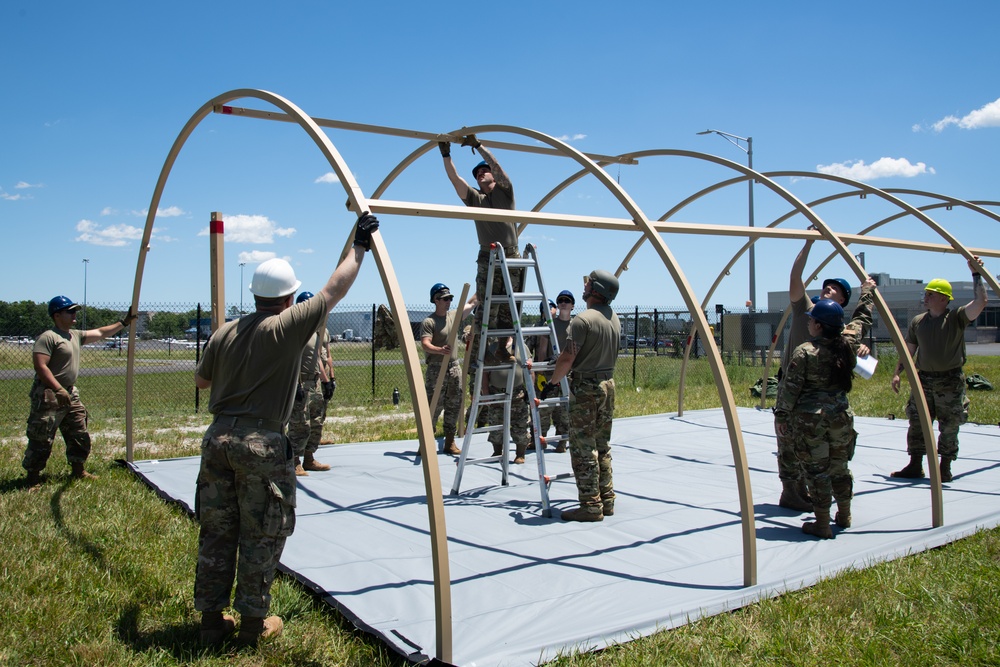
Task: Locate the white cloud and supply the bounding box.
[75,219,144,247]
[930,97,1000,132]
[238,250,277,264]
[816,157,935,181]
[15,181,41,189]
[315,172,341,184]
[197,214,297,243]
[133,206,186,218]
[1,192,24,201]
[299,248,315,254]
[555,133,587,142]
[101,206,117,216]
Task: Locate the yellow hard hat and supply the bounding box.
[926,278,953,301]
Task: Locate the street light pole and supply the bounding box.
[82,258,90,330]
[697,129,755,311]
[239,262,246,315]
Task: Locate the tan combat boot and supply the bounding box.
[303,452,331,471]
[802,509,834,539]
[890,454,924,479]
[513,443,526,465]
[236,615,283,647]
[443,436,462,456]
[561,506,604,522]
[294,457,308,477]
[939,457,954,483]
[70,461,98,480]
[779,479,812,512]
[835,500,852,528]
[200,611,236,645]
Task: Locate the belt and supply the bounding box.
[213,415,285,434]
[918,368,963,378]
[573,370,614,381]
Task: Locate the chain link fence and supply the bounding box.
[2,299,996,425]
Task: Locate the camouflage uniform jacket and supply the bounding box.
[774,337,853,428]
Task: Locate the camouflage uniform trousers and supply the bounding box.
[774,377,805,483]
[905,369,969,461]
[471,246,524,366]
[287,376,325,458]
[194,421,296,618]
[568,378,615,511]
[23,381,92,474]
[487,386,532,455]
[791,409,856,511]
[539,382,569,438]
[424,360,462,438]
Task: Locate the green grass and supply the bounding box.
[1,355,999,665]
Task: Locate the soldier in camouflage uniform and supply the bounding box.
[287,291,333,476]
[774,299,857,539]
[421,283,475,455]
[890,257,988,483]
[439,134,522,365]
[542,271,621,522]
[193,213,377,647]
[776,231,876,512]
[23,296,135,488]
[534,290,574,452]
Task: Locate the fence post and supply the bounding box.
[195,303,202,413]
[371,303,376,400]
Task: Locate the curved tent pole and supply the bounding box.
[129,89,454,663]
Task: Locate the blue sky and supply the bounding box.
[3,1,999,315]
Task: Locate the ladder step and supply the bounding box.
[478,394,511,405]
[503,258,537,269]
[543,472,575,485]
[487,326,550,338]
[471,424,504,435]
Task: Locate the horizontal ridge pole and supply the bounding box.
[214,105,638,165]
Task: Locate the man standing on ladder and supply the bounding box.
[421,282,475,455]
[541,271,622,522]
[439,134,522,364]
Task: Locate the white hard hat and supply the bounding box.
[249,258,301,298]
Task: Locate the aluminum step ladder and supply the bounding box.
[450,243,572,517]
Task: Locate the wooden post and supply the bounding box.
[209,212,226,332]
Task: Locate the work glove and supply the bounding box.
[55,387,73,408]
[461,134,481,151]
[353,212,380,251]
[119,306,137,328]
[539,382,557,401]
[437,141,450,158]
[322,380,336,400]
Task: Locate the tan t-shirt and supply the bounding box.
[420,311,456,364]
[907,305,970,372]
[464,183,517,250]
[33,328,81,388]
[567,304,621,374]
[198,294,328,424]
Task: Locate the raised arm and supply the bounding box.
[318,214,378,315]
[788,229,816,304]
[964,255,989,322]
[439,142,472,200]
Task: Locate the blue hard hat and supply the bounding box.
[822,278,851,305]
[430,283,451,303]
[48,295,81,316]
[472,161,490,179]
[295,291,314,304]
[557,289,576,305]
[808,299,845,329]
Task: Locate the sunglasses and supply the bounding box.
[436,296,454,301]
[556,298,573,305]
